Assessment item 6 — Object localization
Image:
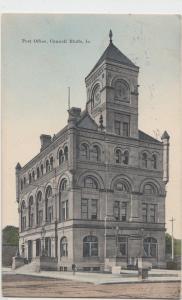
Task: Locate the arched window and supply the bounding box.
[20,179,23,191]
[45,186,53,223]
[142,153,148,168]
[36,191,43,226]
[84,176,98,189]
[29,173,32,184]
[21,201,26,231]
[115,80,130,102]
[64,146,68,161]
[46,160,50,173]
[144,184,156,195]
[115,149,121,163]
[80,144,89,160]
[41,164,44,175]
[92,145,101,162]
[60,178,68,191]
[59,150,64,165]
[151,154,157,169]
[143,237,157,257]
[114,181,129,193]
[123,151,129,165]
[36,167,40,179]
[83,236,98,257]
[92,84,101,107]
[28,196,34,228]
[50,156,54,170]
[60,237,68,257]
[23,177,26,185]
[32,171,35,181]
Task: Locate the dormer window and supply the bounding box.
[115,80,130,102]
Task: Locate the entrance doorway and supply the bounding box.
[36,239,41,256]
[28,240,33,262]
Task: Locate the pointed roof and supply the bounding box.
[86,30,138,78]
[161,130,170,140]
[139,130,162,144]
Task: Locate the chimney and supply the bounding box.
[40,134,52,151]
[15,162,22,202]
[161,131,170,184]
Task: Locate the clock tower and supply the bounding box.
[85,30,139,138]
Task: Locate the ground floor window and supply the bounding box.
[118,236,127,256]
[143,237,157,257]
[83,236,98,257]
[60,237,68,257]
[36,239,41,256]
[45,237,51,257]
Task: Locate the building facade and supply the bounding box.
[16,31,170,271]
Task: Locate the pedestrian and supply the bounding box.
[72,263,76,275]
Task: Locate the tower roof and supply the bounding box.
[86,30,138,78]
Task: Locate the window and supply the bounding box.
[115,149,121,163]
[37,167,40,179]
[113,201,120,220]
[151,154,157,169]
[149,204,156,223]
[36,191,43,226]
[28,196,34,228]
[118,237,127,256]
[36,239,41,256]
[142,203,147,222]
[22,216,26,231]
[83,236,98,257]
[143,237,157,257]
[59,150,64,165]
[41,164,44,175]
[62,200,69,221]
[81,199,88,219]
[29,173,32,184]
[123,151,129,165]
[84,177,98,189]
[45,237,51,257]
[21,201,26,231]
[60,237,68,257]
[20,179,23,191]
[144,184,155,195]
[121,202,127,221]
[38,210,43,226]
[115,181,129,193]
[60,179,68,191]
[92,145,101,162]
[91,199,98,220]
[46,160,50,173]
[114,121,121,135]
[23,177,26,185]
[48,206,53,223]
[123,122,129,137]
[64,146,68,161]
[142,153,148,168]
[32,171,35,181]
[50,157,54,170]
[80,144,89,160]
[45,186,52,223]
[115,80,129,102]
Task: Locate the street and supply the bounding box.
[2,274,181,299]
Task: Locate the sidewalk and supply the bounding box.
[3,267,181,285]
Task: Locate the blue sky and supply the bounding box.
[2,14,181,238]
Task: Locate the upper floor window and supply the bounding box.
[59,150,64,165]
[123,122,129,137]
[142,153,148,168]
[113,201,120,220]
[36,191,43,226]
[83,236,98,257]
[46,160,50,173]
[20,179,23,191]
[81,199,88,219]
[28,196,34,228]
[115,80,130,102]
[123,150,129,165]
[64,146,68,161]
[115,181,129,193]
[21,201,26,231]
[60,178,68,191]
[114,120,121,135]
[84,177,98,189]
[41,164,44,175]
[92,84,101,108]
[37,167,40,179]
[29,173,32,184]
[121,202,127,221]
[144,184,156,195]
[118,236,128,256]
[23,177,26,185]
[80,144,89,160]
[151,154,157,169]
[62,200,69,221]
[115,149,121,163]
[92,145,101,162]
[32,171,35,181]
[50,157,54,170]
[91,199,98,220]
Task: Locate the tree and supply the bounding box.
[165,233,181,256]
[2,225,19,246]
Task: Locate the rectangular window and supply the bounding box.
[91,199,98,220]
[62,200,69,221]
[149,204,156,223]
[81,199,88,219]
[113,201,120,220]
[30,213,34,227]
[48,206,53,223]
[38,210,43,226]
[22,216,26,231]
[118,237,127,256]
[123,122,129,137]
[114,120,121,135]
[142,203,148,222]
[121,202,127,221]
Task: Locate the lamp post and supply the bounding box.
[115,225,119,258]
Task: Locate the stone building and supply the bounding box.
[15,31,170,271]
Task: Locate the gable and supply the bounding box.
[77,114,98,131]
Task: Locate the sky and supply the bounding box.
[2,14,182,238]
